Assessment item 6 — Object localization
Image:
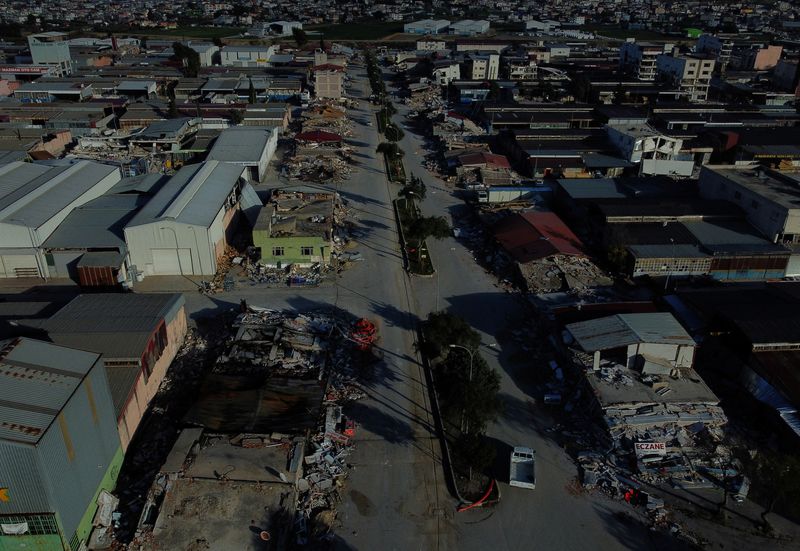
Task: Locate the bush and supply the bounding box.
[454,433,496,476]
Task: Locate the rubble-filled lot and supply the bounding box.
[121,307,377,550]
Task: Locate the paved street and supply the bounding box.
[177,66,679,550]
[384,75,688,551]
[184,64,455,550]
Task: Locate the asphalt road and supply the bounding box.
[385,75,688,551]
[185,65,455,550]
[180,66,683,550]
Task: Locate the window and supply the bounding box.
[0,513,59,536]
[751,200,759,209]
[301,246,314,256]
[272,247,285,257]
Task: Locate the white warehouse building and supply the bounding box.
[124,161,261,278]
[206,126,279,183]
[0,160,121,278]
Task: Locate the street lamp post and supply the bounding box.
[449,343,475,433]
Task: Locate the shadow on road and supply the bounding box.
[346,401,415,444]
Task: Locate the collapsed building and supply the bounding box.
[564,313,728,486]
[132,307,372,549]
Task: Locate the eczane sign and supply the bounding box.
[634,442,666,457]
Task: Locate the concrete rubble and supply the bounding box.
[124,306,375,549]
[519,256,613,295]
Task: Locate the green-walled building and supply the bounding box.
[252,190,334,267]
[0,338,123,551]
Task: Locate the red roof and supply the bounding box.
[312,63,345,72]
[295,130,342,143]
[493,211,584,263]
[458,151,511,169]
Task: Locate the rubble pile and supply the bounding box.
[283,153,354,184]
[519,256,613,295]
[405,87,445,113]
[215,309,334,377]
[198,246,240,294]
[295,406,354,546]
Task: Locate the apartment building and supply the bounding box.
[656,54,715,102]
[620,40,670,81]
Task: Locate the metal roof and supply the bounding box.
[40,293,184,359]
[42,193,146,250]
[206,127,276,163]
[0,160,119,228]
[0,337,100,445]
[557,178,626,200]
[105,365,141,416]
[126,161,245,228]
[628,244,708,259]
[566,313,694,352]
[108,173,169,195]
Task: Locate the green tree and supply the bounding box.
[376,141,402,158]
[172,42,200,78]
[749,452,800,531]
[438,352,502,435]
[229,109,244,125]
[422,311,481,360]
[292,27,308,47]
[384,123,404,142]
[407,216,450,264]
[248,78,257,104]
[212,37,224,47]
[454,433,496,480]
[399,174,426,201]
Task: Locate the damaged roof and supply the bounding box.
[494,210,585,263]
[567,313,695,352]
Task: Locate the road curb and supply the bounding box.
[417,328,472,507]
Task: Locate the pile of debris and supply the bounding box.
[215,308,334,377]
[519,256,613,295]
[405,87,445,113]
[295,406,354,545]
[283,153,354,184]
[198,246,241,294]
[302,104,354,137]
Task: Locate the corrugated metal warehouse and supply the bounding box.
[37,293,187,450]
[0,160,122,279]
[0,338,122,551]
[206,126,278,183]
[41,173,168,288]
[123,160,260,277]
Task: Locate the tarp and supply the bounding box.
[1,522,28,535]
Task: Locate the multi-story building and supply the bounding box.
[620,39,670,81]
[656,54,715,102]
[416,40,447,52]
[466,53,499,80]
[27,32,73,76]
[432,60,461,86]
[313,64,344,99]
[508,60,538,81]
[696,34,734,71]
